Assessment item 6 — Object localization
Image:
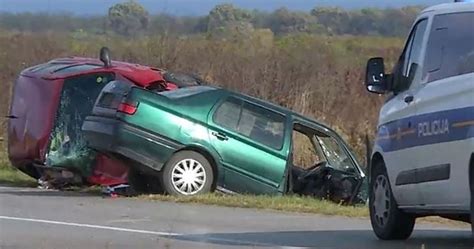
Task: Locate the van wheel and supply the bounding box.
[161,151,213,196]
[470,157,474,237]
[471,189,474,238]
[369,161,415,240]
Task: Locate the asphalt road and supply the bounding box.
[0,186,472,249]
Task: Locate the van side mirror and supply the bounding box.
[365,57,388,94]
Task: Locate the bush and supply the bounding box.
[0,31,403,167]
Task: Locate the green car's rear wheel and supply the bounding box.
[128,167,164,195]
[161,151,214,196]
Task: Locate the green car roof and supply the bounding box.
[163,85,335,133]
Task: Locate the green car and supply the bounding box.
[82,81,366,203]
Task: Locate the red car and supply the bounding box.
[7,48,202,189]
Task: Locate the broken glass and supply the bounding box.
[45,73,115,177]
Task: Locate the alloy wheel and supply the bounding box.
[171,159,206,195]
[373,174,391,227]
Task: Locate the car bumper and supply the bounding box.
[82,116,182,171]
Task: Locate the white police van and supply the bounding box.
[364,0,474,240]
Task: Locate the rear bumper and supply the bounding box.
[82,116,182,171]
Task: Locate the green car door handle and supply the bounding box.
[212,131,229,141]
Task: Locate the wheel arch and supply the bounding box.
[469,153,474,194]
[370,152,386,180]
[176,145,220,190]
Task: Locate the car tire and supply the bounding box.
[128,167,148,195]
[471,189,474,238]
[161,151,214,196]
[144,174,165,194]
[369,160,416,240]
[470,159,474,238]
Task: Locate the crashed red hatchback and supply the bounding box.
[7,48,201,188]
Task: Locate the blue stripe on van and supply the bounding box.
[376,106,474,152]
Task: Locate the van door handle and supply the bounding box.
[404,95,414,103]
[212,132,228,141]
[5,115,18,119]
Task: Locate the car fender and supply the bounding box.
[179,141,224,187]
[180,142,223,168]
[175,124,224,184]
[369,143,385,180]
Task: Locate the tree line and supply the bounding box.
[0,1,423,37]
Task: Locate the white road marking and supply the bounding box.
[0,215,181,237]
[0,215,301,248]
[106,218,151,224]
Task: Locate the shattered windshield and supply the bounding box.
[46,73,115,176]
[316,135,357,174]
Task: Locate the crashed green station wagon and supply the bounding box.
[82,81,366,203]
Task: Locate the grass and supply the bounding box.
[140,193,370,218]
[0,163,37,187]
[140,194,470,227]
[0,145,468,226]
[0,158,468,226]
[0,144,37,187]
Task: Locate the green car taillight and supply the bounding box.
[118,101,139,115]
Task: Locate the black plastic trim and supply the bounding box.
[396,163,451,186]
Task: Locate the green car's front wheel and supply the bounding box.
[161,151,214,196]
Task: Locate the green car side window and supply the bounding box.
[213,97,242,131]
[213,97,285,150]
[240,102,285,150]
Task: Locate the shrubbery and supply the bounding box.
[0,31,403,165]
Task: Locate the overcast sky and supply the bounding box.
[0,0,450,16]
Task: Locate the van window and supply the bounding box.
[392,19,428,91]
[404,19,428,77]
[424,12,474,82]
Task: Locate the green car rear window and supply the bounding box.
[159,86,216,99]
